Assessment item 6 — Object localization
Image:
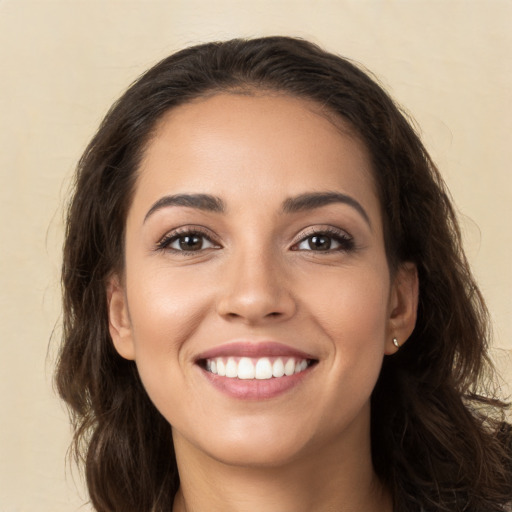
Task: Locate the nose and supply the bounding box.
[216,248,296,325]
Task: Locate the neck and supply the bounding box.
[171,417,392,512]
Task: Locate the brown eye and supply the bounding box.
[293,229,354,253]
[178,234,204,251]
[308,235,331,251]
[158,230,218,253]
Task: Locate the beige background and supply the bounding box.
[1,1,510,510]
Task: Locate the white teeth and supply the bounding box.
[272,358,285,378]
[284,358,295,376]
[255,358,273,380]
[295,359,308,374]
[205,356,311,380]
[217,359,226,376]
[238,357,255,379]
[225,357,238,378]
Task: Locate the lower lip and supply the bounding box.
[199,366,314,400]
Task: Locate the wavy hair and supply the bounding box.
[56,36,511,512]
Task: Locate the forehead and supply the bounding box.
[132,93,379,218]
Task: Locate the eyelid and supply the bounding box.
[290,225,354,251]
[292,225,352,242]
[156,225,221,252]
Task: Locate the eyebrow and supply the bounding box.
[144,193,225,222]
[144,190,371,227]
[281,191,371,227]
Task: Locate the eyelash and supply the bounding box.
[156,226,354,254]
[291,226,355,253]
[156,227,219,254]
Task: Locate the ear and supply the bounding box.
[385,262,419,355]
[106,274,135,360]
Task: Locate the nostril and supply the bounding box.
[216,288,296,324]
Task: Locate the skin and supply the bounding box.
[108,93,418,512]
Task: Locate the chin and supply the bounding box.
[207,438,307,469]
[174,415,317,469]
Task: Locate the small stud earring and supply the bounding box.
[392,337,400,349]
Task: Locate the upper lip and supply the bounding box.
[195,341,317,362]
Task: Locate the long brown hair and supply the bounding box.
[56,36,511,512]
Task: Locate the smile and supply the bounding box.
[204,356,312,380]
[195,342,319,399]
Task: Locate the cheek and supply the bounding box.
[301,262,390,336]
[128,264,211,339]
[298,262,391,385]
[125,266,214,391]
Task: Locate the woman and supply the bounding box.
[56,37,511,512]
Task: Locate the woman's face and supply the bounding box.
[109,93,417,468]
